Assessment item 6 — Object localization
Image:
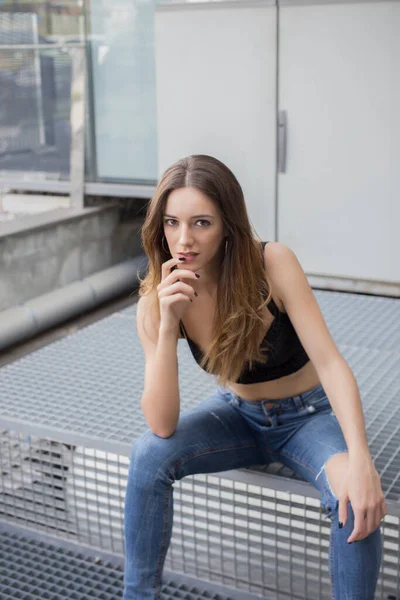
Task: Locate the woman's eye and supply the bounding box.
[164,219,210,227]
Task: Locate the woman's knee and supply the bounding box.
[324,451,348,500]
[130,428,170,463]
[316,451,348,517]
[129,429,181,486]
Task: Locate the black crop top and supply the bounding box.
[179,241,310,384]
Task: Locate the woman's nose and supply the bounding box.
[178,226,193,245]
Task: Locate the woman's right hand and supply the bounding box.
[157,257,199,331]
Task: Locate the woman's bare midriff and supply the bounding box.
[227,359,321,405]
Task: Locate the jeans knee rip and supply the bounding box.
[316,451,348,520]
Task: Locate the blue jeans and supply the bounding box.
[123,383,382,599]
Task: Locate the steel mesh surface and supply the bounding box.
[0,526,252,600]
[0,430,128,553]
[1,472,398,600]
[0,289,400,600]
[0,528,124,600]
[315,291,400,352]
[0,290,399,495]
[167,472,400,600]
[0,308,217,447]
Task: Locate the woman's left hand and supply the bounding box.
[338,455,387,543]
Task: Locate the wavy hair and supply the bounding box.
[138,154,273,386]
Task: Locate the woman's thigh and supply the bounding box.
[132,389,266,483]
[222,384,347,515]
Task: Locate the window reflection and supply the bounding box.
[0,2,83,177]
[0,0,157,183]
[86,0,157,182]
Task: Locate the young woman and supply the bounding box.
[123,154,387,600]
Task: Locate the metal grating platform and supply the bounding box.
[0,290,399,496]
[0,531,123,599]
[0,524,267,600]
[0,289,400,600]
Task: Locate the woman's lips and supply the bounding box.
[178,254,197,262]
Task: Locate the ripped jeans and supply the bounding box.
[123,383,382,600]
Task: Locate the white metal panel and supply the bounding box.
[155,1,277,243]
[278,1,400,283]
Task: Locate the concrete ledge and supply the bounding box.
[0,206,109,239]
[0,205,144,311]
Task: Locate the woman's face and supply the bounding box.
[163,186,226,274]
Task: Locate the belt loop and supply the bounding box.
[230,392,241,407]
[293,395,304,410]
[266,413,278,427]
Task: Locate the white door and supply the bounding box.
[155,0,277,243]
[278,0,400,283]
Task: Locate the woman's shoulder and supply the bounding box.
[261,239,286,252]
[261,241,293,313]
[261,240,295,268]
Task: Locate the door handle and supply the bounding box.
[278,110,287,173]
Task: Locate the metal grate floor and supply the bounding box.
[0,290,399,499]
[0,528,124,600]
[0,525,265,600]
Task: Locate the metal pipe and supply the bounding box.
[0,255,147,351]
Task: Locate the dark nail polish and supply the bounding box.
[194,291,198,297]
[195,273,200,278]
[338,521,343,529]
[178,257,186,261]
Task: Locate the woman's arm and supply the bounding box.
[137,295,180,438]
[263,242,387,539]
[264,242,368,455]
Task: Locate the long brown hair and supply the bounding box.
[138,154,273,386]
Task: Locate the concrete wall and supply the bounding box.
[0,206,143,311]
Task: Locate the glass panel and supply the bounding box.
[0,1,84,44]
[0,1,157,185]
[86,0,157,182]
[0,4,84,181]
[0,45,74,178]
